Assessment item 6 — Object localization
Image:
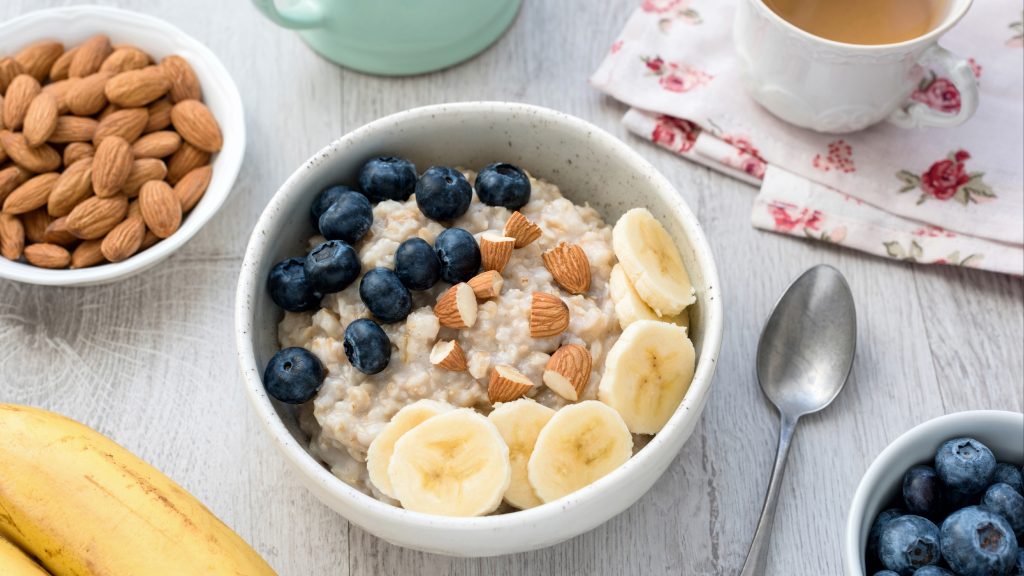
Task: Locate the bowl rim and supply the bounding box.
[843,409,1024,575]
[234,101,724,530]
[0,5,245,286]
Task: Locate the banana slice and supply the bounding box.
[366,399,453,498]
[388,408,511,516]
[612,207,694,317]
[527,400,633,503]
[599,319,695,434]
[610,264,689,331]
[488,399,556,510]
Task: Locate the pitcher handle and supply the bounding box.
[252,0,325,29]
[888,45,979,129]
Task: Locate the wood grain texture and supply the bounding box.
[0,1,1021,575]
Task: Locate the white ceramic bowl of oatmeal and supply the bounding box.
[235,102,723,557]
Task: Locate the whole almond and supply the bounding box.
[105,66,171,107]
[101,214,145,262]
[23,243,70,268]
[22,209,53,243]
[166,142,210,184]
[542,242,591,295]
[131,130,181,158]
[48,158,94,217]
[145,97,173,133]
[100,46,151,74]
[173,164,212,212]
[48,46,78,81]
[71,239,106,268]
[49,116,98,144]
[23,92,58,146]
[122,158,167,198]
[66,195,128,239]
[139,180,181,238]
[3,172,59,215]
[91,136,133,197]
[65,71,113,116]
[0,131,61,173]
[161,55,202,102]
[68,34,112,78]
[3,74,41,130]
[0,213,25,260]
[92,107,148,145]
[63,141,95,166]
[0,165,31,204]
[14,41,63,82]
[41,78,72,114]
[170,100,222,153]
[42,216,78,247]
[0,57,24,93]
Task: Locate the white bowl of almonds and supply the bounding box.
[0,6,244,286]
[236,102,723,556]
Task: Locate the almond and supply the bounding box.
[0,165,31,204]
[23,242,70,268]
[100,214,145,262]
[542,242,591,294]
[66,195,128,240]
[144,97,173,133]
[543,344,592,402]
[172,164,211,212]
[100,46,151,74]
[139,180,181,238]
[65,71,113,116]
[48,158,94,217]
[68,35,112,78]
[131,130,181,158]
[479,233,516,273]
[71,239,106,268]
[48,46,77,81]
[48,116,98,143]
[504,211,542,248]
[170,99,222,152]
[91,136,133,197]
[0,57,24,93]
[92,107,148,145]
[165,142,210,184]
[0,213,25,260]
[105,66,171,107]
[97,102,121,121]
[23,92,58,146]
[0,131,61,173]
[42,216,78,247]
[14,41,63,82]
[529,292,569,338]
[430,340,468,371]
[160,55,202,103]
[488,365,536,404]
[22,209,53,244]
[3,74,41,130]
[139,229,160,251]
[63,141,95,166]
[122,158,167,198]
[41,78,71,114]
[3,172,59,215]
[434,282,478,329]
[467,270,504,300]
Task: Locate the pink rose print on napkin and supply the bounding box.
[641,0,702,30]
[883,240,983,268]
[610,40,624,54]
[641,56,713,93]
[722,134,766,179]
[913,226,957,239]
[812,140,855,173]
[767,202,846,243]
[1009,17,1023,47]
[897,150,996,205]
[651,115,700,154]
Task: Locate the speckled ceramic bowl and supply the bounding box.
[235,102,723,557]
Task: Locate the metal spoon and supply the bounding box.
[739,265,857,576]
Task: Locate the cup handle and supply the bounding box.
[888,45,979,129]
[252,0,325,29]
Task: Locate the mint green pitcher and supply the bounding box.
[252,0,522,76]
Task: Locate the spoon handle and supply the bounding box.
[739,413,799,576]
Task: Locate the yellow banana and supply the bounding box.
[0,404,277,576]
[0,536,50,576]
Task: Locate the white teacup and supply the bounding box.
[733,0,977,133]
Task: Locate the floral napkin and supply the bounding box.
[591,0,1024,276]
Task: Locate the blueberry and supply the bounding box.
[904,465,943,518]
[870,509,905,562]
[358,156,417,202]
[475,162,531,210]
[1013,549,1024,576]
[935,437,996,499]
[994,463,1024,495]
[358,267,412,323]
[983,483,1024,536]
[913,567,954,576]
[878,515,942,575]
[941,506,1018,576]
[268,257,320,312]
[434,227,480,284]
[872,572,900,576]
[304,240,360,293]
[343,318,391,374]
[310,184,357,227]
[263,347,324,404]
[394,238,441,291]
[319,189,373,244]
[414,166,472,221]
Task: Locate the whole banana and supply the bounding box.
[0,536,50,575]
[0,404,277,576]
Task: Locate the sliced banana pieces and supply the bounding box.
[488,399,556,510]
[609,264,689,331]
[367,399,453,498]
[599,319,695,434]
[612,207,695,317]
[527,400,633,503]
[388,408,511,516]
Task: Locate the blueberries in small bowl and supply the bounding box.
[983,483,1024,536]
[903,465,943,518]
[344,318,391,374]
[415,166,472,221]
[878,515,942,574]
[358,156,417,202]
[263,347,324,404]
[394,238,441,291]
[935,437,996,500]
[310,184,358,228]
[359,267,412,323]
[434,227,480,284]
[268,257,320,312]
[941,506,1018,575]
[305,240,360,294]
[319,189,373,245]
[475,162,531,210]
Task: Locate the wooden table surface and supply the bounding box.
[1,1,1022,574]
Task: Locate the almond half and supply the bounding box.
[543,344,592,402]
[488,364,535,404]
[430,340,467,371]
[467,270,503,300]
[479,233,515,272]
[23,243,70,269]
[503,211,541,248]
[434,282,478,329]
[542,242,591,295]
[529,292,569,338]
